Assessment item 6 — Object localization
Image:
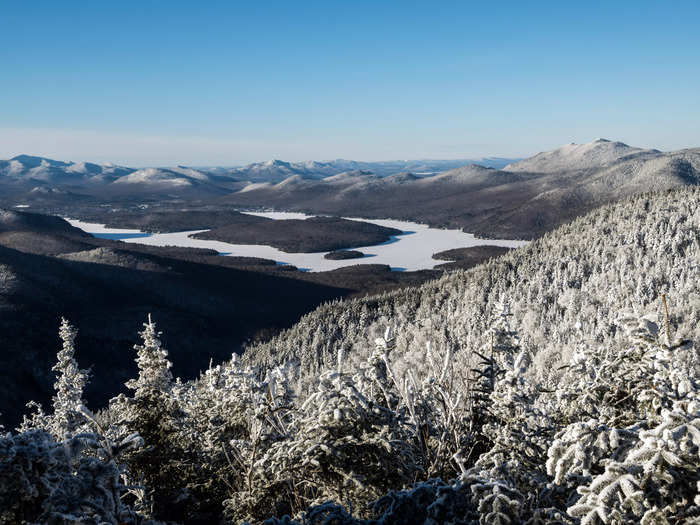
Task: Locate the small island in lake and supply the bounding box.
[324,249,365,260]
[194,216,401,253]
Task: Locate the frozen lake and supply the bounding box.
[66,212,528,272]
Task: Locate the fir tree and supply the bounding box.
[50,318,90,439]
[126,314,173,397]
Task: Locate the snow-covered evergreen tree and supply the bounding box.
[50,318,90,438]
[18,318,91,439]
[108,315,186,521]
[126,314,173,397]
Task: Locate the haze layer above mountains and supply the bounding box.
[3,139,698,240]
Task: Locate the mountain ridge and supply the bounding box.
[2,139,698,241]
[221,139,700,239]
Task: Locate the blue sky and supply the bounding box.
[1,1,698,165]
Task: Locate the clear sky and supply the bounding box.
[1,1,699,166]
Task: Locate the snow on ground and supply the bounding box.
[113,168,192,186]
[65,213,529,272]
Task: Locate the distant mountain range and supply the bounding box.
[204,157,517,183]
[221,139,700,238]
[2,139,698,239]
[0,155,518,196]
[0,155,241,199]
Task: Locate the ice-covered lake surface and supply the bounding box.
[66,212,529,272]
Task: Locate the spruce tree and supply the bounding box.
[126,314,173,397]
[50,318,90,439]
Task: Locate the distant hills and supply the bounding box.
[0,154,132,184]
[222,139,700,238]
[0,156,242,199]
[204,157,517,183]
[0,154,517,196]
[2,139,698,240]
[0,154,518,207]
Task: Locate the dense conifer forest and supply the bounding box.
[1,187,698,524]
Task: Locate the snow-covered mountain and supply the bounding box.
[0,155,245,198]
[113,168,203,187]
[0,155,133,184]
[0,154,518,191]
[215,159,331,183]
[207,157,518,183]
[224,139,700,239]
[504,138,661,173]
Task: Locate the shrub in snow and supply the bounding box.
[547,312,700,523]
[244,351,417,521]
[0,429,150,524]
[567,407,700,524]
[200,358,296,523]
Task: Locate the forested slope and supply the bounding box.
[243,187,700,389]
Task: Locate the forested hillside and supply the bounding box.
[1,188,698,524]
[242,187,700,388]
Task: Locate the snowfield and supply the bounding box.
[66,212,529,272]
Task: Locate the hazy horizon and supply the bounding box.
[0,144,523,169]
[2,1,699,165]
[0,132,693,169]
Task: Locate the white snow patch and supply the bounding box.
[7,160,24,176]
[114,168,192,186]
[64,219,145,235]
[66,162,88,174]
[239,182,273,192]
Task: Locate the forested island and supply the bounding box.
[193,215,402,253]
[324,249,365,260]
